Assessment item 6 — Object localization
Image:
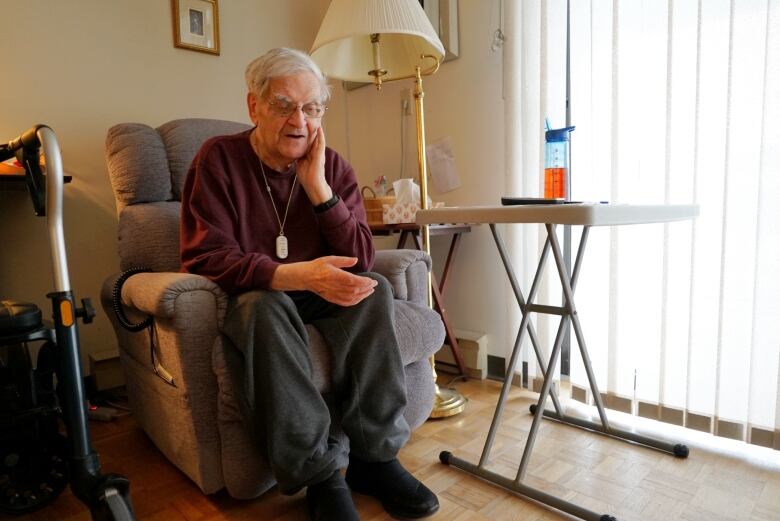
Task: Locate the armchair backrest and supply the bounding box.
[105,119,251,272]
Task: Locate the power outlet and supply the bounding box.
[400,88,412,116]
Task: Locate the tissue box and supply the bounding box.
[382,203,419,224]
[382,202,444,224]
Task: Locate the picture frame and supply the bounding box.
[172,0,220,55]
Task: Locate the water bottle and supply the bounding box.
[544,124,575,199]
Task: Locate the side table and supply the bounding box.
[370,222,472,379]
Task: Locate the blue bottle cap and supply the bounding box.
[545,126,576,142]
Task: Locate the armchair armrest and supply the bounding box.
[113,271,228,327]
[373,249,431,305]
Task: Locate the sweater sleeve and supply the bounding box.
[314,150,376,272]
[180,141,279,295]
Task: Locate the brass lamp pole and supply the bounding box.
[311,0,467,418]
[410,62,466,418]
[367,51,466,418]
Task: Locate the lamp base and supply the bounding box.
[430,386,467,418]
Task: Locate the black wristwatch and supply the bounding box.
[314,194,340,213]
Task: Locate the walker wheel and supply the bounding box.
[0,432,68,514]
[530,404,538,415]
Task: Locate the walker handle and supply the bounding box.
[2,125,69,291]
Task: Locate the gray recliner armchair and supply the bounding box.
[100,118,445,499]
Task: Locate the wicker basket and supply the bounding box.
[361,186,395,226]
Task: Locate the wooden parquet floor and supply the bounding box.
[5,378,780,521]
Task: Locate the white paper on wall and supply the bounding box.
[426,136,461,193]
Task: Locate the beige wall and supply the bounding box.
[0,0,513,368]
[0,0,328,363]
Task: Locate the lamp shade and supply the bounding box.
[310,0,445,82]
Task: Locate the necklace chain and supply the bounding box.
[252,132,297,237]
[259,161,296,236]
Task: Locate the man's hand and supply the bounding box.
[297,127,333,205]
[271,256,377,306]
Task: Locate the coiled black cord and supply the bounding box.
[111,267,152,332]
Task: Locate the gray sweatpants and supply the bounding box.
[221,272,411,493]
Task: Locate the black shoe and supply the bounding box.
[306,471,360,521]
[346,457,439,519]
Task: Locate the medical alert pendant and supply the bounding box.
[255,152,296,261]
[276,234,288,259]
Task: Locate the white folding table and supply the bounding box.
[416,203,699,521]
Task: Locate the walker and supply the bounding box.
[0,125,135,519]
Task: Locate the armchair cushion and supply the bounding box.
[105,123,173,211]
[373,249,430,304]
[120,272,227,324]
[157,119,251,200]
[117,202,181,272]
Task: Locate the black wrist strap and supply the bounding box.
[314,194,340,213]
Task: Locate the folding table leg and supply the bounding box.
[478,225,563,467]
[515,311,571,480]
[441,451,617,521]
[490,224,563,412]
[543,224,690,457]
[491,227,563,413]
[548,224,610,428]
[512,225,592,480]
[440,221,689,521]
[445,223,619,521]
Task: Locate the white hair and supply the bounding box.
[245,47,331,102]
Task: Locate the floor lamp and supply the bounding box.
[311,0,467,418]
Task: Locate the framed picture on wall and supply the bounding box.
[172,0,220,55]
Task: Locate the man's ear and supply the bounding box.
[247,92,258,125]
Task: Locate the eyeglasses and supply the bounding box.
[268,96,327,119]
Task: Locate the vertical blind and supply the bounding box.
[504,0,780,448]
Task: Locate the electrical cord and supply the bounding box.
[111,267,152,332]
[443,374,469,388]
[111,267,175,387]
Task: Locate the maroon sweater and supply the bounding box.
[180,129,374,295]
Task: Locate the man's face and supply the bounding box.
[247,71,324,169]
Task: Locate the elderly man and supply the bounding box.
[180,48,439,521]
